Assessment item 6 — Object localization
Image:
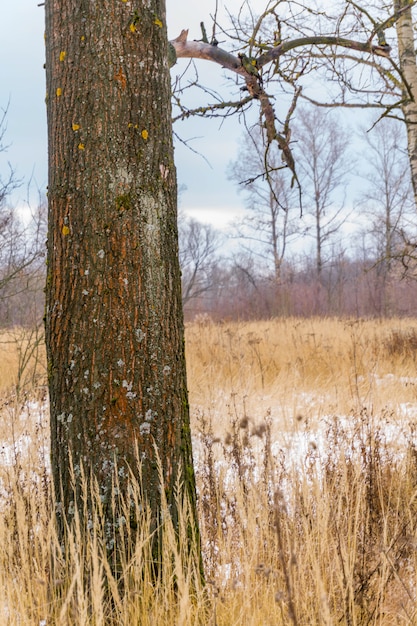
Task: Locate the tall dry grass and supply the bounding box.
[0,317,417,624]
[186,316,417,428]
[0,326,45,394]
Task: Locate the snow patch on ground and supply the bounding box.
[0,399,49,467]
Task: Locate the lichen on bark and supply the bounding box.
[44,0,201,572]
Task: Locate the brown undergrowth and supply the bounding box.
[0,318,417,623]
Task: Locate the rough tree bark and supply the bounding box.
[395,0,417,210]
[44,0,198,560]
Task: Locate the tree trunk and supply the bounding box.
[395,0,417,210]
[44,0,199,563]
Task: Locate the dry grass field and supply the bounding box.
[1,317,417,624]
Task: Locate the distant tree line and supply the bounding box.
[179,108,417,321]
[3,0,417,331]
[0,108,416,326]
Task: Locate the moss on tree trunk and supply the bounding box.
[45,0,200,571]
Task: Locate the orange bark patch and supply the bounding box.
[114,67,127,90]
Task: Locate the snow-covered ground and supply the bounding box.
[1,383,416,495]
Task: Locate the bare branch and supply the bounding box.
[170,26,395,193]
[170,31,392,78]
[171,30,241,73]
[172,95,253,123]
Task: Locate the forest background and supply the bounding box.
[2,0,417,324]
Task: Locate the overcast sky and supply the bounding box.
[0,0,248,226]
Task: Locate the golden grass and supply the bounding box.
[1,317,417,624]
[0,327,45,394]
[186,317,417,432]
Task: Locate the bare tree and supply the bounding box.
[293,106,351,278]
[169,2,412,292]
[0,105,20,208]
[0,105,22,295]
[394,0,417,208]
[0,204,45,326]
[170,1,398,201]
[355,117,413,311]
[0,108,45,326]
[229,128,301,283]
[178,213,223,309]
